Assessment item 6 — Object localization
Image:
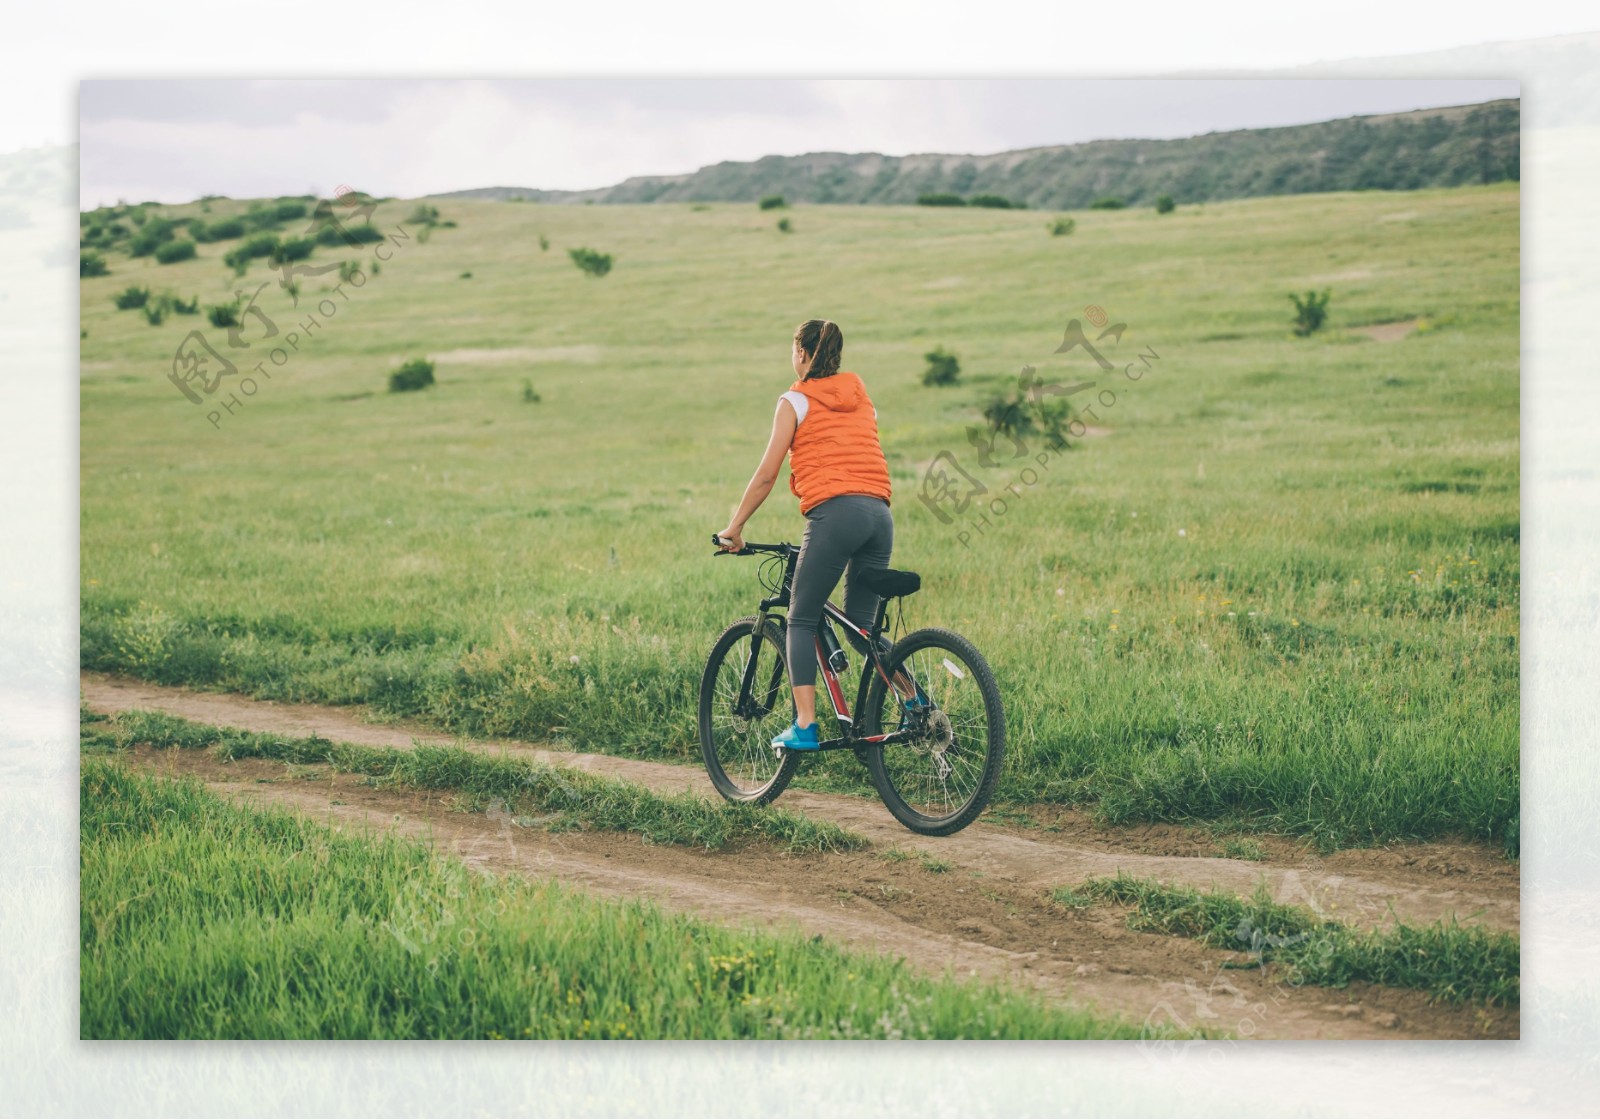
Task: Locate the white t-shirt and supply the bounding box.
[781,390,876,425]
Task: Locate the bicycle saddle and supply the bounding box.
[856,567,921,598]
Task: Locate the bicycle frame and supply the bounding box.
[733,548,926,753]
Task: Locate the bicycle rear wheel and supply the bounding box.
[698,615,801,804]
[862,626,1005,835]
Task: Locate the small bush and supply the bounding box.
[128,219,177,257]
[196,217,246,242]
[1289,289,1332,337]
[206,303,239,329]
[80,252,109,277]
[389,358,436,393]
[916,193,966,207]
[459,271,472,279]
[337,260,362,283]
[269,237,316,265]
[983,389,1077,450]
[538,234,550,251]
[1047,217,1076,237]
[169,294,200,315]
[142,303,166,327]
[315,223,385,247]
[154,239,197,264]
[243,207,282,232]
[521,379,542,404]
[776,217,793,233]
[1089,197,1125,210]
[758,195,786,210]
[223,233,282,274]
[568,247,613,278]
[113,285,150,310]
[1155,194,1176,214]
[273,201,308,221]
[407,204,441,225]
[922,346,961,387]
[968,194,1020,209]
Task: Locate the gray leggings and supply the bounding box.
[786,493,894,688]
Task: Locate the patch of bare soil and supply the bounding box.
[82,672,1519,1040]
[1351,319,1421,343]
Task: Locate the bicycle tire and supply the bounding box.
[699,614,801,804]
[862,626,1006,835]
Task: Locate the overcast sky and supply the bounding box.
[77,78,1517,208]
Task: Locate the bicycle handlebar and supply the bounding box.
[710,533,797,557]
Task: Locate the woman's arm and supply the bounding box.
[716,398,798,551]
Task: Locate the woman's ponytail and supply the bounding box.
[795,318,843,379]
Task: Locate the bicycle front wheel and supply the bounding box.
[862,626,1006,835]
[698,615,801,804]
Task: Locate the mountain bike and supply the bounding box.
[699,533,1006,836]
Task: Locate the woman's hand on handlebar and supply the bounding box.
[714,525,745,553]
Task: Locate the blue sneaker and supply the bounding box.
[771,719,821,751]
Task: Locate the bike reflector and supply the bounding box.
[942,658,965,680]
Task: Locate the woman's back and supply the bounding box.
[783,370,892,516]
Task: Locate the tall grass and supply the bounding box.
[79,185,1519,850]
[1070,873,1519,1006]
[80,760,1166,1039]
[91,707,866,854]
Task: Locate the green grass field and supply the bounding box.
[79,758,1164,1040]
[79,184,1519,850]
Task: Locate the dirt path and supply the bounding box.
[81,671,1520,1040]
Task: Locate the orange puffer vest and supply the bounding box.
[786,370,892,516]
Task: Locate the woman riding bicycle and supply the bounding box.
[715,319,895,752]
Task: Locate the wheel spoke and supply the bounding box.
[702,626,793,797]
[871,638,998,823]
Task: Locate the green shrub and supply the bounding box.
[80,252,109,278]
[776,217,793,233]
[1047,217,1076,237]
[269,238,316,265]
[1155,194,1176,214]
[243,207,281,232]
[1289,289,1332,336]
[128,219,177,257]
[407,204,441,225]
[1089,197,1125,210]
[521,379,542,404]
[316,224,384,247]
[223,234,281,274]
[113,285,150,310]
[538,234,550,251]
[982,388,1076,450]
[337,260,362,283]
[922,346,961,387]
[968,194,1020,209]
[568,247,613,278]
[199,216,244,240]
[389,358,436,393]
[169,294,200,315]
[142,303,166,327]
[916,193,966,207]
[206,303,239,329]
[758,195,786,210]
[459,271,472,279]
[273,201,308,221]
[154,239,197,264]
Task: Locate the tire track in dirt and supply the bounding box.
[81,672,1519,1040]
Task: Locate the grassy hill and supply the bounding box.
[78,181,1519,849]
[433,98,1519,209]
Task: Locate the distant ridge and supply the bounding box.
[431,98,1518,209]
